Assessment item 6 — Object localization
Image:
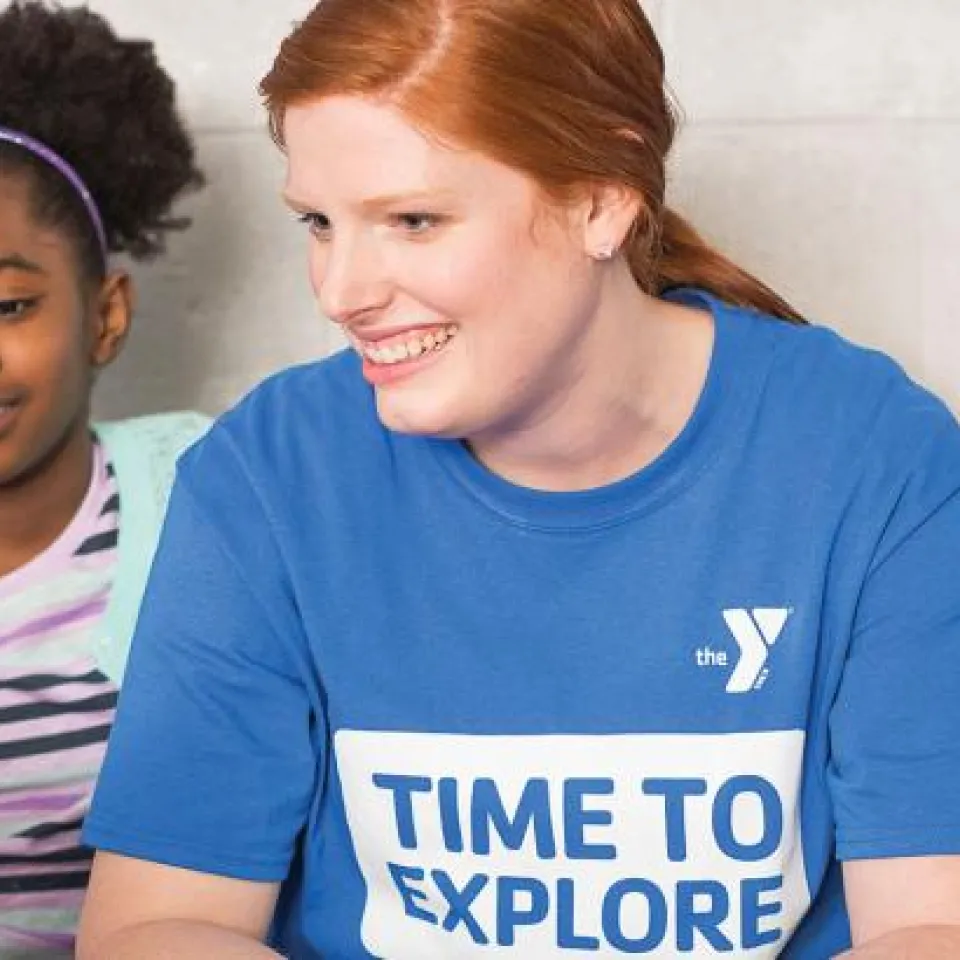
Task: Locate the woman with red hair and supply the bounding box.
[79,1,960,957]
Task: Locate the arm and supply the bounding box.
[838,855,960,957]
[78,853,282,959]
[825,408,960,957]
[79,431,318,957]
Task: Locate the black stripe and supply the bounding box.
[0,847,92,866]
[18,817,85,841]
[0,670,108,692]
[0,871,90,894]
[99,492,121,516]
[0,723,112,761]
[74,528,119,556]
[0,691,118,724]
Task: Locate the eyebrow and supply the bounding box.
[283,190,456,213]
[0,253,46,276]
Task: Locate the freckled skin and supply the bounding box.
[283,96,611,445]
[282,96,714,493]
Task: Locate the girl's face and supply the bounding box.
[0,174,127,488]
[283,96,633,447]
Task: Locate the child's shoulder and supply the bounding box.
[94,411,211,507]
[95,411,211,462]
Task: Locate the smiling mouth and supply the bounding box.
[0,399,23,432]
[357,324,459,366]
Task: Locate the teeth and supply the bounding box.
[364,325,457,365]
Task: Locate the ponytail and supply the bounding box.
[629,207,805,324]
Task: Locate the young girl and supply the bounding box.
[80,0,960,957]
[0,1,208,953]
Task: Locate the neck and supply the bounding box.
[0,420,94,577]
[468,269,714,492]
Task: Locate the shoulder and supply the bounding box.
[718,297,959,481]
[228,349,371,435]
[177,350,389,505]
[95,410,212,516]
[96,410,212,467]
[94,413,213,681]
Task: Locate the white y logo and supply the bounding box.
[722,608,791,693]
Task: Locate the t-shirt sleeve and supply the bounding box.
[83,427,319,882]
[829,404,960,861]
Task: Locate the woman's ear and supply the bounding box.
[89,270,135,368]
[582,183,642,261]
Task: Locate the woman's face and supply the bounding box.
[283,95,613,445]
[0,174,128,489]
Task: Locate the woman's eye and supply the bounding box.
[394,213,439,234]
[297,212,332,238]
[0,298,37,319]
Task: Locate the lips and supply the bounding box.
[0,395,24,434]
[351,324,459,388]
[359,325,459,366]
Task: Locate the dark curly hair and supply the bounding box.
[0,1,204,283]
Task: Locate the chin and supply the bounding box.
[374,393,464,439]
[0,453,35,489]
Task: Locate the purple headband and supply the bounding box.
[0,126,108,262]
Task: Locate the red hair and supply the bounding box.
[261,0,803,322]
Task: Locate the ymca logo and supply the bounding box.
[696,608,792,693]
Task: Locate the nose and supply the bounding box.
[312,231,391,325]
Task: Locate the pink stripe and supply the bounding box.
[0,632,106,678]
[0,444,109,597]
[0,677,115,709]
[2,741,107,779]
[0,708,114,745]
[83,511,118,533]
[0,656,100,683]
[1,825,84,858]
[73,550,116,571]
[0,789,87,814]
[0,860,91,879]
[0,888,82,910]
[0,924,75,951]
[0,810,88,845]
[0,592,110,649]
[0,618,107,661]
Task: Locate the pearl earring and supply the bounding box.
[593,244,616,261]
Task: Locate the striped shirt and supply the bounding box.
[0,442,120,957]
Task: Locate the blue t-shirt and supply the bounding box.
[85,290,960,958]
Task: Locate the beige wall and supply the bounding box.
[87,0,959,418]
